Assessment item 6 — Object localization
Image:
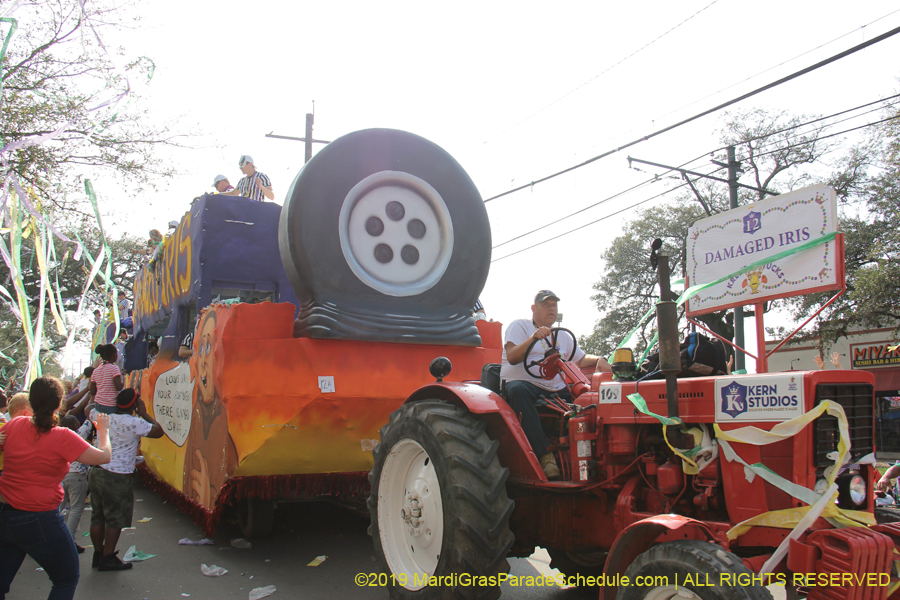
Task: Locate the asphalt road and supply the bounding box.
[8,477,597,600]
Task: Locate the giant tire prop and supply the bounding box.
[279,129,491,345]
[237,498,276,538]
[368,400,514,600]
[618,540,773,600]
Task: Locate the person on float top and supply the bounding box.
[212,174,234,193]
[0,377,111,600]
[148,340,159,367]
[474,298,486,321]
[117,291,131,316]
[92,309,104,346]
[87,388,163,572]
[91,345,123,414]
[500,290,611,480]
[179,315,199,360]
[114,330,128,372]
[223,155,274,202]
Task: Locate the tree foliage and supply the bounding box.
[1,0,182,214]
[783,100,900,345]
[582,108,848,357]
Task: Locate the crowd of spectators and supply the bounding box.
[0,288,165,598]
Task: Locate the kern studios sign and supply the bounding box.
[686,184,840,316]
[715,375,805,422]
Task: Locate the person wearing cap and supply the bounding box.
[224,155,274,202]
[500,290,611,480]
[86,388,163,572]
[212,174,234,193]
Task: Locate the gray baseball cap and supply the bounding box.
[534,290,560,303]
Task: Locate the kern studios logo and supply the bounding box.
[721,381,748,418]
[742,210,762,235]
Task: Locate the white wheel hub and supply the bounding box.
[378,438,444,590]
[339,171,454,297]
[644,585,702,600]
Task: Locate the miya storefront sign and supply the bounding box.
[852,342,900,368]
[686,184,841,316]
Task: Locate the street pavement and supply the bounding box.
[8,477,596,600]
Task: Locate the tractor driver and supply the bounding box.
[500,290,611,480]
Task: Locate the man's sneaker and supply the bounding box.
[92,551,102,569]
[75,544,85,554]
[98,551,133,571]
[539,453,560,480]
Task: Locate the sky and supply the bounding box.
[52,0,900,372]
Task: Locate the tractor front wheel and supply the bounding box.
[618,540,773,600]
[368,400,515,599]
[547,547,607,583]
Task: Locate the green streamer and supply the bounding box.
[627,392,682,426]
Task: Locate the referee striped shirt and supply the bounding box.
[235,171,272,202]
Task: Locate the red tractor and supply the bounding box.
[369,281,895,600]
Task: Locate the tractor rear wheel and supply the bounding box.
[618,540,772,600]
[368,400,515,600]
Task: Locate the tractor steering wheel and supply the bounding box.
[523,327,578,379]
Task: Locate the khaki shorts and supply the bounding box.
[88,466,134,529]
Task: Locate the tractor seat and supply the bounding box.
[480,363,502,395]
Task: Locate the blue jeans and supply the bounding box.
[0,504,80,600]
[504,380,572,457]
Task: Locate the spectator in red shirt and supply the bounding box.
[0,377,111,600]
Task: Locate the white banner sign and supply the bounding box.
[152,362,193,446]
[686,184,839,315]
[715,374,805,422]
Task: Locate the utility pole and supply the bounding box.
[725,146,745,372]
[629,147,770,373]
[266,109,331,164]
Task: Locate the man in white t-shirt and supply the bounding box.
[500,290,611,480]
[87,388,164,571]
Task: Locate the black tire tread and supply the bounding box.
[875,506,900,524]
[368,400,515,600]
[618,540,773,600]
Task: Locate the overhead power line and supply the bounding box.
[492,95,900,251]
[491,183,689,263]
[482,23,900,204]
[750,113,900,162]
[625,8,900,153]
[491,112,900,262]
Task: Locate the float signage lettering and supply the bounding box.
[133,211,197,330]
[152,362,194,446]
[686,185,839,315]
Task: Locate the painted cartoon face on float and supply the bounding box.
[279,129,491,346]
[196,312,217,405]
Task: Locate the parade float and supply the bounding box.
[125,129,501,536]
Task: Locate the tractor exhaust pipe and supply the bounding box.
[656,250,680,420]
